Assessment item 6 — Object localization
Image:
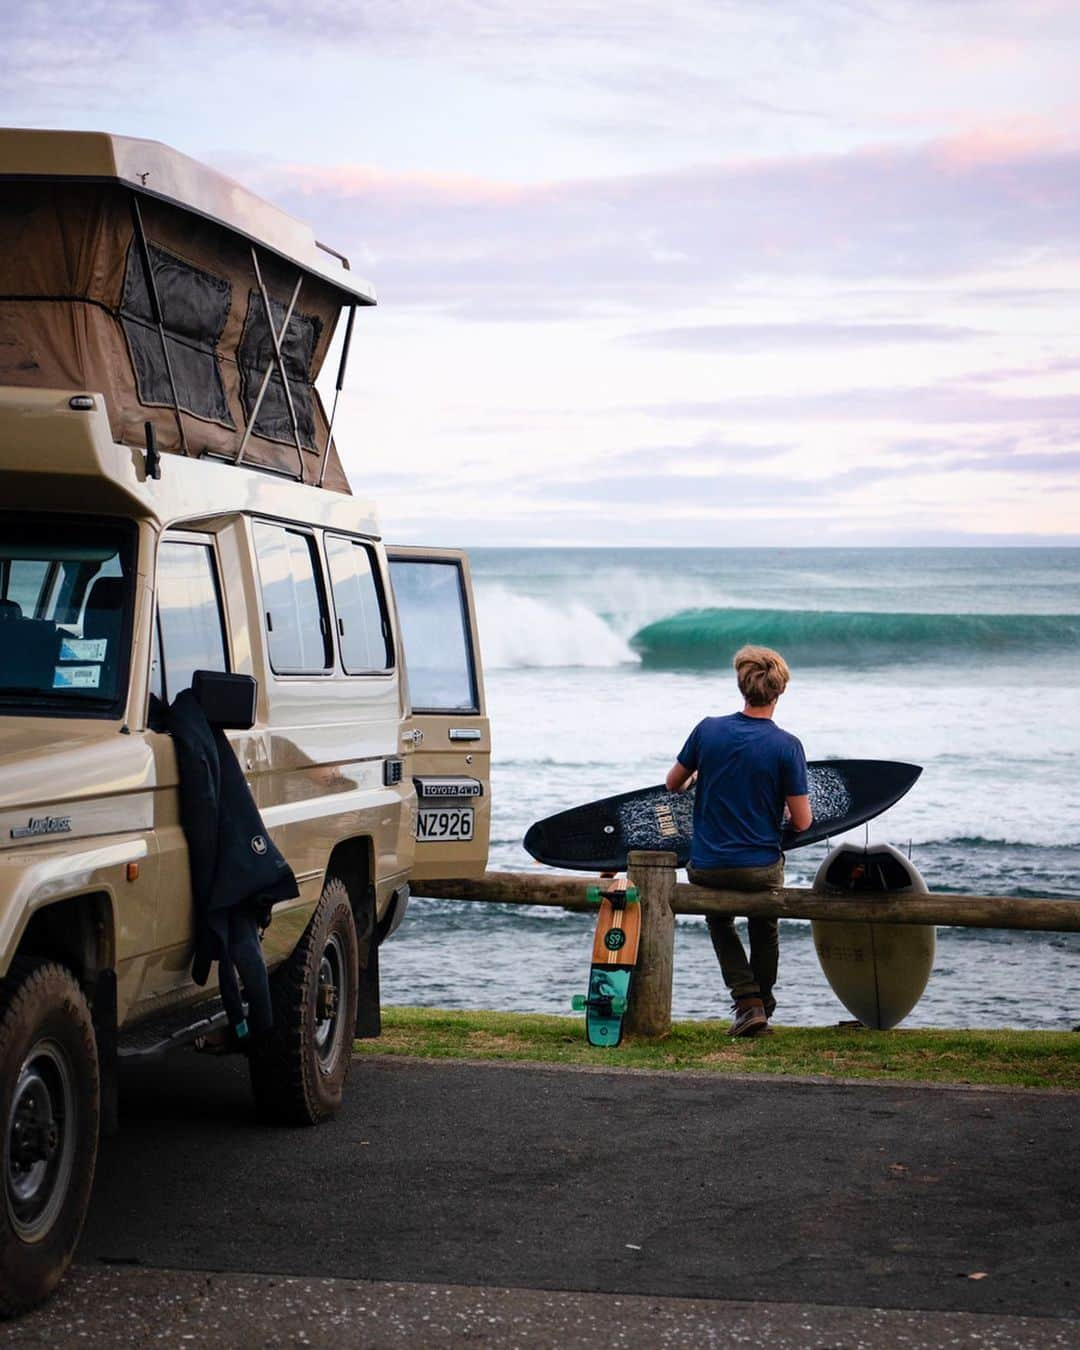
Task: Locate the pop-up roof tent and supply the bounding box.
[0,128,376,493]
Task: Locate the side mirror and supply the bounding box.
[192,670,257,730]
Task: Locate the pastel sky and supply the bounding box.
[5,1,1079,545]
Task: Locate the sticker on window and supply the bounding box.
[53,666,102,689]
[59,637,108,662]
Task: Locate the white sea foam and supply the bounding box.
[475,584,638,669]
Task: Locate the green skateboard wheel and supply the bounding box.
[585,885,603,905]
[610,997,627,1014]
[571,995,587,1010]
[626,886,639,904]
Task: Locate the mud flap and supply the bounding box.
[355,941,382,1039]
[93,969,119,1136]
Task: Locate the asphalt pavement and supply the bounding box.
[3,1053,1078,1345]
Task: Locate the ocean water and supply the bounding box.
[383,549,1080,1031]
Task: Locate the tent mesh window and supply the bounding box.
[120,242,234,426]
[237,291,322,451]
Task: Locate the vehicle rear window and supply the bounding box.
[0,516,135,716]
[389,558,478,712]
[252,521,331,674]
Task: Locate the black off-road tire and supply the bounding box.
[0,959,100,1318]
[249,879,359,1126]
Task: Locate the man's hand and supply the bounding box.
[785,794,812,832]
[665,762,695,793]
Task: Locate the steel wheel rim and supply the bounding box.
[314,932,347,1074]
[6,1038,77,1243]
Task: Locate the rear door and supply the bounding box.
[386,547,489,880]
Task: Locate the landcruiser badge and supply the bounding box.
[251,835,268,855]
[11,816,72,840]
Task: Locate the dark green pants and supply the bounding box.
[687,860,784,1016]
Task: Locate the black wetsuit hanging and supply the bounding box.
[166,689,298,1042]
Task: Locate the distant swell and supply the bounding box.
[630,608,1080,668]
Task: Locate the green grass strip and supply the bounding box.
[356,1007,1080,1089]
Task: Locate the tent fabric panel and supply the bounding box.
[0,182,128,305]
[0,300,133,445]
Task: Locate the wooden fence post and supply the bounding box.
[624,849,677,1038]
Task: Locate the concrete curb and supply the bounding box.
[7,1266,1078,1349]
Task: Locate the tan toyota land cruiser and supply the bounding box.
[0,129,489,1313]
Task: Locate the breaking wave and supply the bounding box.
[630,608,1080,669]
[476,585,635,669]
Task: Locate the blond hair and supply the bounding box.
[733,645,790,707]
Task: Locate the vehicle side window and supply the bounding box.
[325,535,392,674]
[156,540,228,701]
[252,521,330,675]
[389,559,478,712]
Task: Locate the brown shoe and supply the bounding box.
[728,997,768,1038]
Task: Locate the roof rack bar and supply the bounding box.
[318,303,356,488]
[315,239,351,270]
[129,193,189,455]
[235,256,303,475]
[249,248,306,479]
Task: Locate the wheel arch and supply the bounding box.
[9,892,115,990]
[323,837,376,964]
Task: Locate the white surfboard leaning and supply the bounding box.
[811,842,936,1030]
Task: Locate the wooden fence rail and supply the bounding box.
[415,868,1080,932]
[414,853,1078,1037]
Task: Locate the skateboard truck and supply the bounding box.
[585,884,639,907]
[571,993,627,1014]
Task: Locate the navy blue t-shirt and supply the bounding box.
[677,713,808,869]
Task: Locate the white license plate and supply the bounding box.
[417,806,474,842]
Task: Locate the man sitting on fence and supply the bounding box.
[666,645,812,1038]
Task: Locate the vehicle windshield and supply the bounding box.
[0,517,135,716]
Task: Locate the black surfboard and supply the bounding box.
[523,760,922,873]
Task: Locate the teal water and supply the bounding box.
[383,548,1080,1030]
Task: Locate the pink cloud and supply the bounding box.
[934,124,1074,170]
[241,132,1080,318]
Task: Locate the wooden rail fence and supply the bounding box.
[415,851,1079,1038]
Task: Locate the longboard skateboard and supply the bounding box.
[571,877,641,1047]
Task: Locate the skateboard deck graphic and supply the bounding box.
[571,878,641,1046]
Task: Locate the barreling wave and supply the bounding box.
[630,607,1080,669]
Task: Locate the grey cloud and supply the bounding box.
[944,449,1080,476]
[883,431,1079,476]
[962,356,1080,383]
[888,434,1022,459]
[531,461,920,508]
[598,437,793,472]
[648,385,1080,424]
[619,322,987,351]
